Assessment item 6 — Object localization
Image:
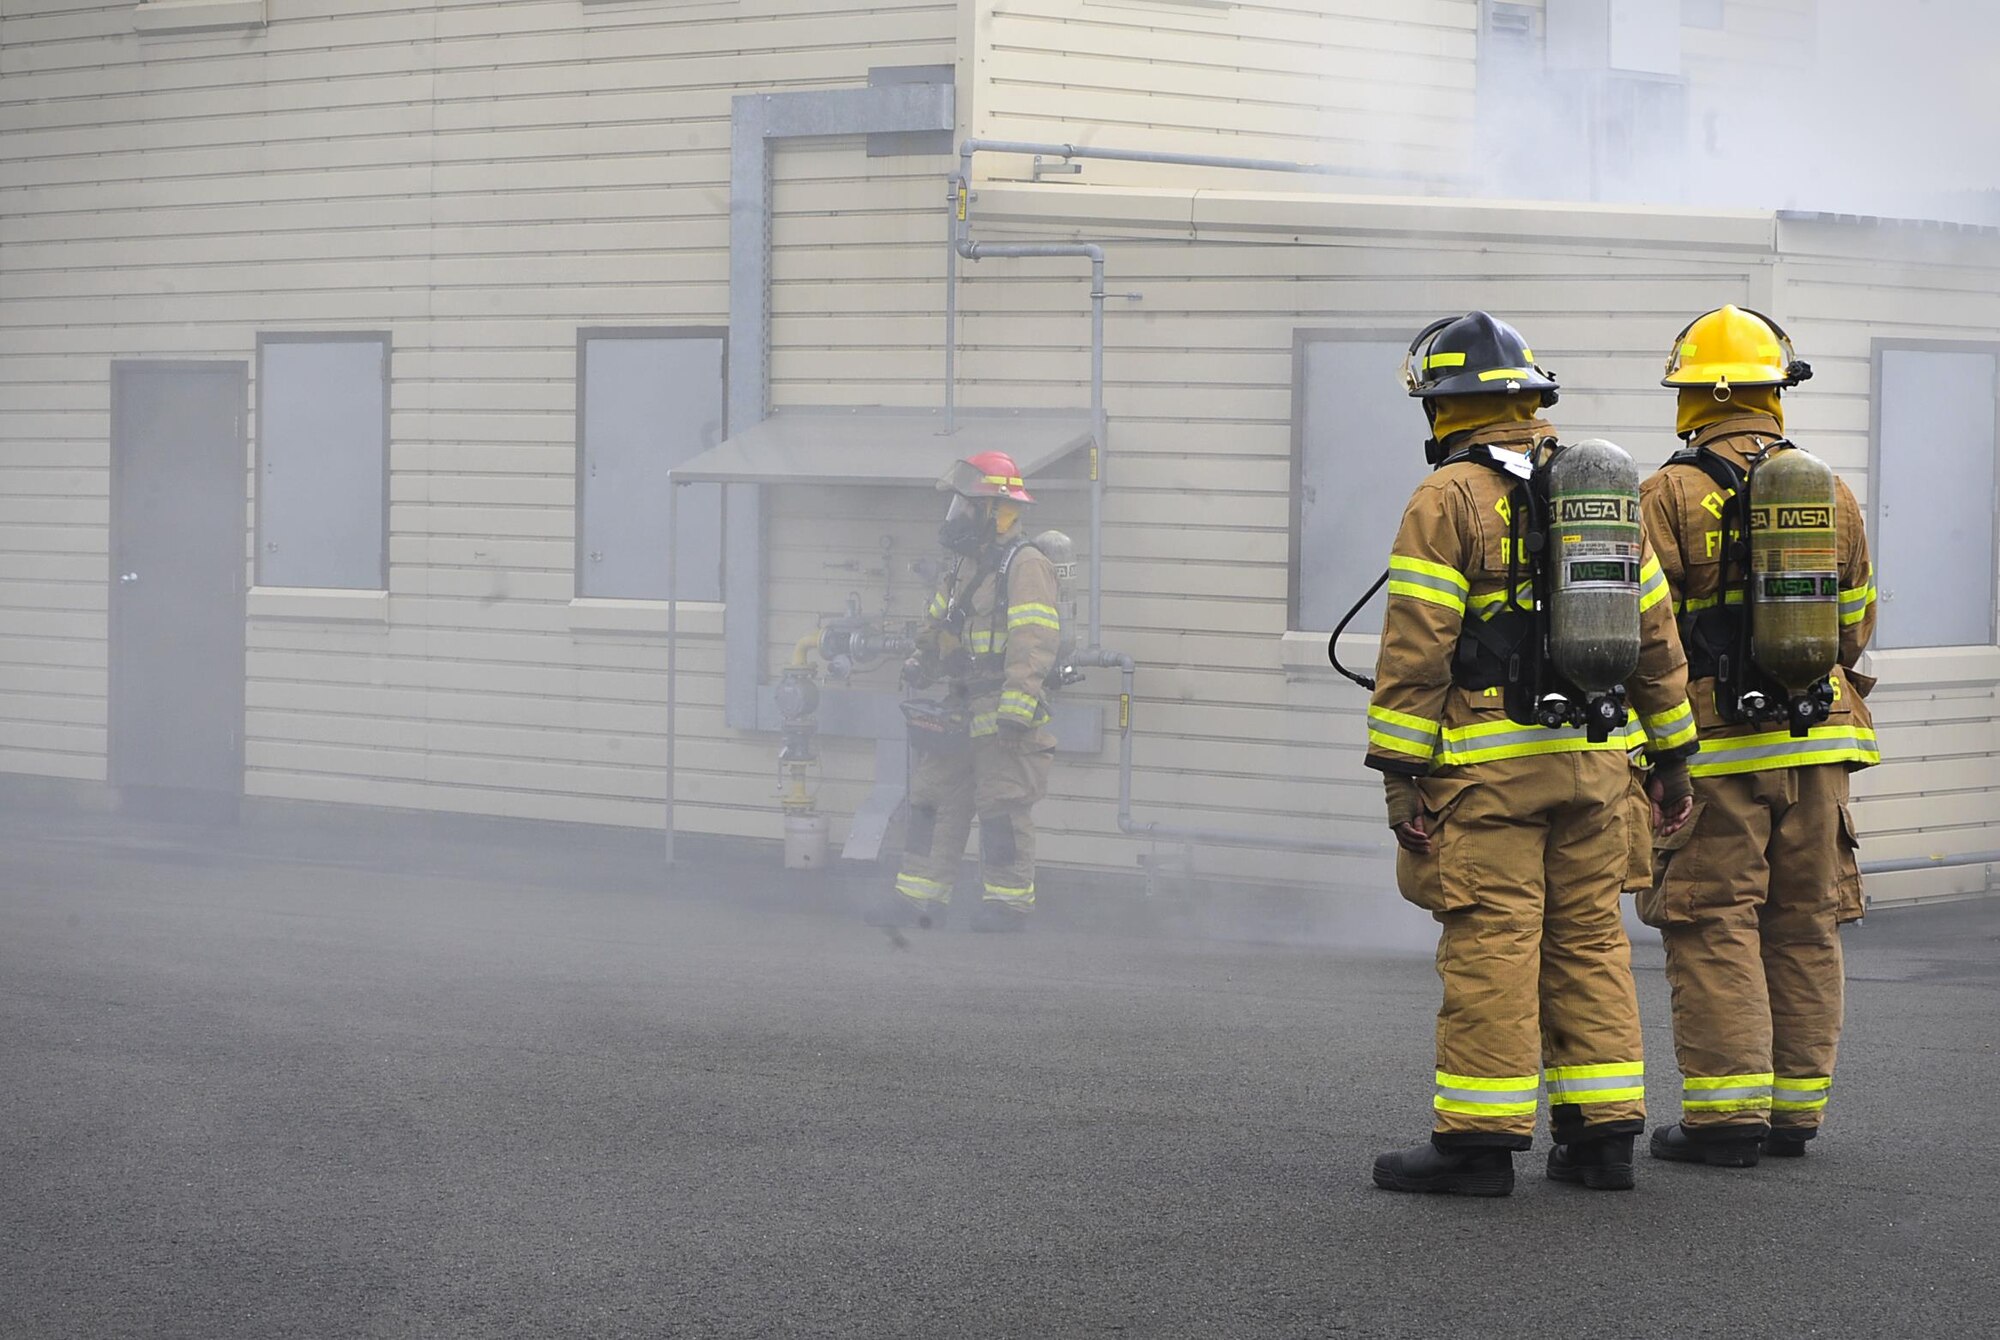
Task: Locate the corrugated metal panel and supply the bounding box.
[2,0,1994,903]
[968,0,1476,191]
[0,0,957,828]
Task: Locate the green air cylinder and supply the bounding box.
[1546,438,1644,694]
[1748,446,1840,692]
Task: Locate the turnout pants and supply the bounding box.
[1640,763,1861,1136]
[894,731,1053,910]
[1401,750,1646,1148]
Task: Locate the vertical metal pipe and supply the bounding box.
[665,478,679,866]
[944,187,958,433]
[1090,252,1106,652]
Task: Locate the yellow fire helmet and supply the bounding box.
[1661,304,1813,391]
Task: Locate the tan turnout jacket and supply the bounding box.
[1365,420,1697,776]
[1640,413,1879,778]
[915,537,1060,737]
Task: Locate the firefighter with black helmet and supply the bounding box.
[1639,306,1879,1167]
[1363,312,1699,1196]
[872,451,1062,934]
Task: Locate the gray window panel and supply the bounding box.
[579,333,725,602]
[1873,346,2000,649]
[256,335,388,590]
[1292,336,1430,631]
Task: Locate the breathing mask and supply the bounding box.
[939,495,995,556]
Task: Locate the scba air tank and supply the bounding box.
[1748,446,1840,692]
[1545,439,1643,694]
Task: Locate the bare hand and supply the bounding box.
[1393,812,1433,855]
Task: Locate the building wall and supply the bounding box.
[0,0,957,831]
[943,185,2000,898]
[965,0,1477,189]
[3,2,1994,905]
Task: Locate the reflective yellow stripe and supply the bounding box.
[984,881,1035,906]
[967,631,997,652]
[1839,577,1876,626]
[1682,1072,1773,1112]
[1467,582,1535,615]
[1387,580,1467,615]
[928,594,949,618]
[997,690,1040,724]
[1389,556,1470,591]
[1437,716,1644,765]
[1424,352,1467,369]
[1679,590,1745,614]
[1772,1075,1833,1111]
[1434,1070,1540,1117]
[1638,556,1670,613]
[895,873,950,903]
[1476,367,1536,381]
[1008,602,1060,631]
[1687,725,1880,777]
[1546,1060,1646,1106]
[970,712,1000,737]
[1386,555,1470,612]
[1367,706,1440,761]
[1438,1071,1541,1090]
[1643,700,1697,752]
[982,474,1025,488]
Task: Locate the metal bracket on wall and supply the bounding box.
[724,75,956,730]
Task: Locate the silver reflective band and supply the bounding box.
[1369,717,1437,746]
[1393,569,1468,598]
[1701,732,1873,765]
[1682,1084,1771,1102]
[1548,1073,1638,1093]
[1436,1084,1540,1106]
[1773,1082,1831,1100]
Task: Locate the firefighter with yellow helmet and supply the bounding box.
[1362,312,1699,1197]
[874,450,1062,934]
[1639,305,1879,1166]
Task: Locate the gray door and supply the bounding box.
[109,362,248,800]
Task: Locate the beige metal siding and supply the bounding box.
[0,0,956,827]
[3,2,1994,908]
[967,0,1475,188]
[1774,216,2000,902]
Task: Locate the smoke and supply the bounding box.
[1472,0,2000,225]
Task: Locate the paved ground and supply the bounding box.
[2,808,1995,1339]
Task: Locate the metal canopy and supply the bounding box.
[669,409,1095,488]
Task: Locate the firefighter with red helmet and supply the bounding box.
[875,450,1063,933]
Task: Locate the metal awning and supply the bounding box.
[669,408,1095,487]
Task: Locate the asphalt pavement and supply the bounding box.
[2,808,1995,1339]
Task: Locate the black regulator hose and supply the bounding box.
[1327,570,1388,692]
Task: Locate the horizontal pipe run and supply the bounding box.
[1860,851,2000,876]
[958,240,1104,262]
[959,137,1428,183]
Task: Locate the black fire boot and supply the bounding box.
[1763,1127,1815,1158]
[969,899,1028,933]
[863,892,936,930]
[1649,1122,1763,1168]
[1547,1133,1637,1190]
[1372,1140,1515,1197]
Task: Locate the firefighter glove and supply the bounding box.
[1650,753,1691,809]
[1383,773,1423,831]
[900,656,934,690]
